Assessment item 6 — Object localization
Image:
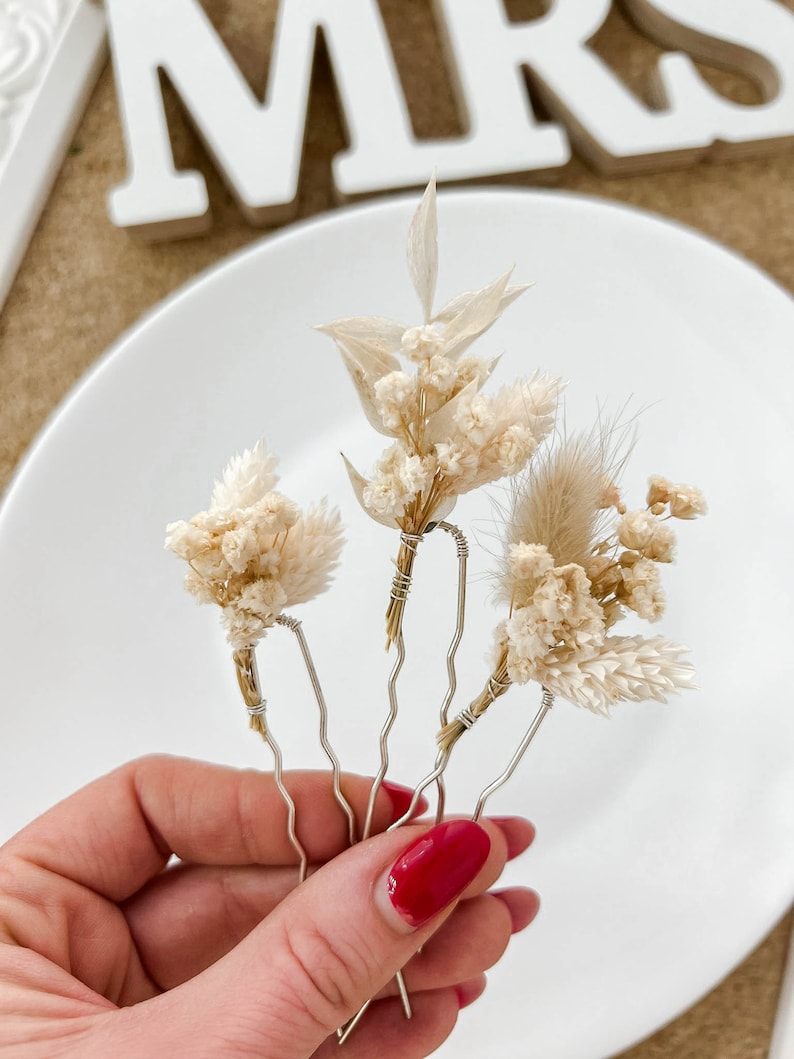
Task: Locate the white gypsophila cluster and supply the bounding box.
[500,545,605,685]
[165,440,344,650]
[496,441,707,713]
[317,177,561,533]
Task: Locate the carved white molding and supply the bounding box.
[0,0,68,160]
[0,0,106,311]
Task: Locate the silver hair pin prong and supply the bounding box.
[472,687,554,823]
[238,688,309,884]
[276,615,357,847]
[433,522,468,822]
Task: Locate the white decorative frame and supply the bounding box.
[0,0,106,311]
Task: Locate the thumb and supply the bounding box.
[137,820,491,1058]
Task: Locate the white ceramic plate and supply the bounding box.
[1,190,793,1059]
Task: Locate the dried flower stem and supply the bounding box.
[471,687,553,822]
[437,647,513,754]
[233,647,308,882]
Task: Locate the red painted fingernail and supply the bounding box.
[455,975,487,1010]
[386,820,491,928]
[381,780,428,822]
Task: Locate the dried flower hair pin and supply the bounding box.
[317,175,561,840]
[164,441,354,878]
[166,178,706,1045]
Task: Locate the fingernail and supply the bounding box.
[455,974,487,1010]
[386,820,491,928]
[488,817,536,860]
[381,780,428,823]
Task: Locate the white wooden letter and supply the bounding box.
[438,0,794,173]
[625,0,794,158]
[106,0,571,234]
[105,0,426,233]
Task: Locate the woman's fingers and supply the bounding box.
[375,888,539,1000]
[312,989,462,1059]
[122,862,296,990]
[122,816,535,991]
[3,757,421,902]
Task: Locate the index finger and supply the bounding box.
[1,755,419,902]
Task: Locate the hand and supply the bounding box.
[0,756,538,1058]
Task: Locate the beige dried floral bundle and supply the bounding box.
[166,178,707,1042]
[436,430,706,753]
[317,177,561,646]
[165,441,354,879]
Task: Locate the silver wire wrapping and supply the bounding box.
[384,530,424,646]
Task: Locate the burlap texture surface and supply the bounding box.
[1,3,792,1055]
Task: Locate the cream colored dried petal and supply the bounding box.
[338,347,401,438]
[398,453,432,494]
[646,475,672,507]
[221,606,270,651]
[453,355,496,392]
[363,473,410,519]
[342,454,399,529]
[434,440,478,480]
[602,599,623,630]
[434,282,530,326]
[164,519,211,562]
[617,509,656,552]
[585,554,622,598]
[538,635,695,714]
[183,567,221,605]
[644,521,676,563]
[314,316,404,376]
[441,269,513,360]
[401,323,444,363]
[505,650,536,686]
[669,483,707,520]
[276,502,345,606]
[373,370,419,430]
[425,379,478,448]
[210,439,280,515]
[248,492,300,536]
[495,424,537,476]
[505,606,551,665]
[419,354,457,398]
[599,476,621,510]
[189,544,230,583]
[237,578,288,619]
[254,548,281,578]
[453,391,496,446]
[618,557,665,621]
[221,525,259,574]
[508,542,554,583]
[407,174,439,322]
